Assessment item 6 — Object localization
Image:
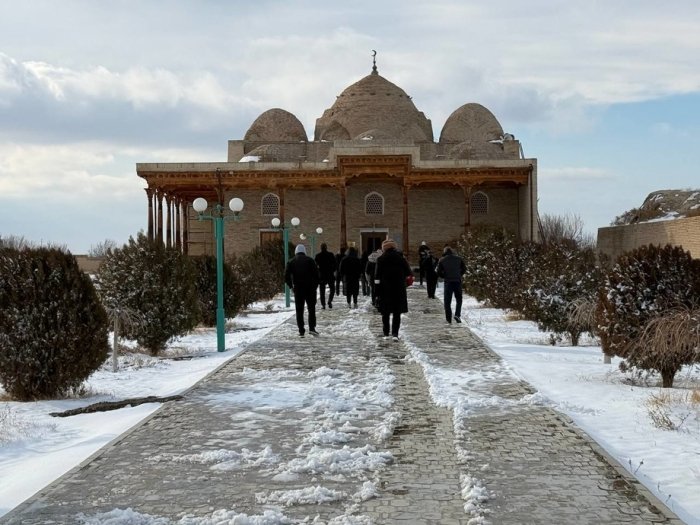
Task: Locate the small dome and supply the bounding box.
[245,108,307,142]
[314,72,433,142]
[439,103,503,143]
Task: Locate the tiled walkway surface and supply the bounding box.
[1,288,683,524]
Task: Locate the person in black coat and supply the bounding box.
[285,244,320,337]
[374,239,413,341]
[314,243,336,309]
[360,248,370,296]
[418,241,430,286]
[436,245,466,324]
[334,245,346,295]
[339,246,362,308]
[420,249,439,299]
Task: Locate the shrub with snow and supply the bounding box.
[97,233,199,356]
[231,239,286,305]
[597,244,700,387]
[192,255,244,327]
[0,247,109,400]
[520,241,603,346]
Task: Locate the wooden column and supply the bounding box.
[462,184,472,237]
[175,199,182,251]
[156,190,164,245]
[183,202,189,255]
[339,184,347,247]
[165,195,172,249]
[146,188,154,241]
[402,183,409,254]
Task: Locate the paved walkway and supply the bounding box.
[1,288,683,524]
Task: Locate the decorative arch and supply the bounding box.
[471,191,488,215]
[365,192,384,216]
[261,193,280,216]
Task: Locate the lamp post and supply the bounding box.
[193,196,244,352]
[299,227,323,257]
[271,216,300,307]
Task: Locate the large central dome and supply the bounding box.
[314,70,433,142]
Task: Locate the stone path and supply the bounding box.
[0,288,684,524]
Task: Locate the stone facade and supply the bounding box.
[597,216,700,261]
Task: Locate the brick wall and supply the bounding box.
[597,216,700,261]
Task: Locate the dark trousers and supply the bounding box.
[382,311,402,337]
[319,279,335,307]
[361,272,369,295]
[335,273,342,295]
[426,274,438,298]
[443,280,463,322]
[294,290,317,334]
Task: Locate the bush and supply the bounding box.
[232,239,286,306]
[97,233,200,355]
[192,255,244,327]
[520,241,603,345]
[459,225,520,309]
[597,244,700,387]
[0,247,109,400]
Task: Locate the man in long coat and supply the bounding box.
[374,239,413,341]
[285,244,320,337]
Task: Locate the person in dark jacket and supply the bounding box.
[314,243,336,309]
[436,245,466,324]
[339,246,362,308]
[374,239,413,341]
[334,246,346,295]
[418,241,430,286]
[285,244,320,337]
[420,249,439,299]
[360,248,370,296]
[365,248,382,307]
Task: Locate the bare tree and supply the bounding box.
[539,213,594,248]
[88,239,118,257]
[102,305,143,372]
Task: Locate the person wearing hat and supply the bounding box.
[436,245,466,324]
[418,241,430,286]
[284,244,320,337]
[374,239,413,341]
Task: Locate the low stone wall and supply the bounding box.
[75,255,104,274]
[597,216,700,261]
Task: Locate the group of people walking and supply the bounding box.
[284,239,465,339]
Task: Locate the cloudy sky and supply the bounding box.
[1,0,699,253]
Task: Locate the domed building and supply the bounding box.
[137,61,538,261]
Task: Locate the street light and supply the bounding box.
[193,196,244,352]
[271,216,300,307]
[299,227,323,257]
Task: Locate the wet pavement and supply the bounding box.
[0,287,684,524]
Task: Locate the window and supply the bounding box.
[261,193,280,216]
[471,191,488,215]
[365,192,384,215]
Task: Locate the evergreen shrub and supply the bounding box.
[97,234,199,355]
[192,255,244,327]
[232,239,285,305]
[597,244,700,387]
[0,247,109,400]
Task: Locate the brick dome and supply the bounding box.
[314,72,433,142]
[439,103,503,143]
[244,108,308,142]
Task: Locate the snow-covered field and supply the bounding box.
[1,291,699,524]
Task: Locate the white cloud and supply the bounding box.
[539,166,611,181]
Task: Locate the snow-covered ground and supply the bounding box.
[1,290,698,524]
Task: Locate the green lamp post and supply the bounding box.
[300,227,323,257]
[271,216,300,307]
[193,196,244,352]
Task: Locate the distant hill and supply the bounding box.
[611,189,700,226]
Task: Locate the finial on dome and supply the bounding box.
[371,49,378,75]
